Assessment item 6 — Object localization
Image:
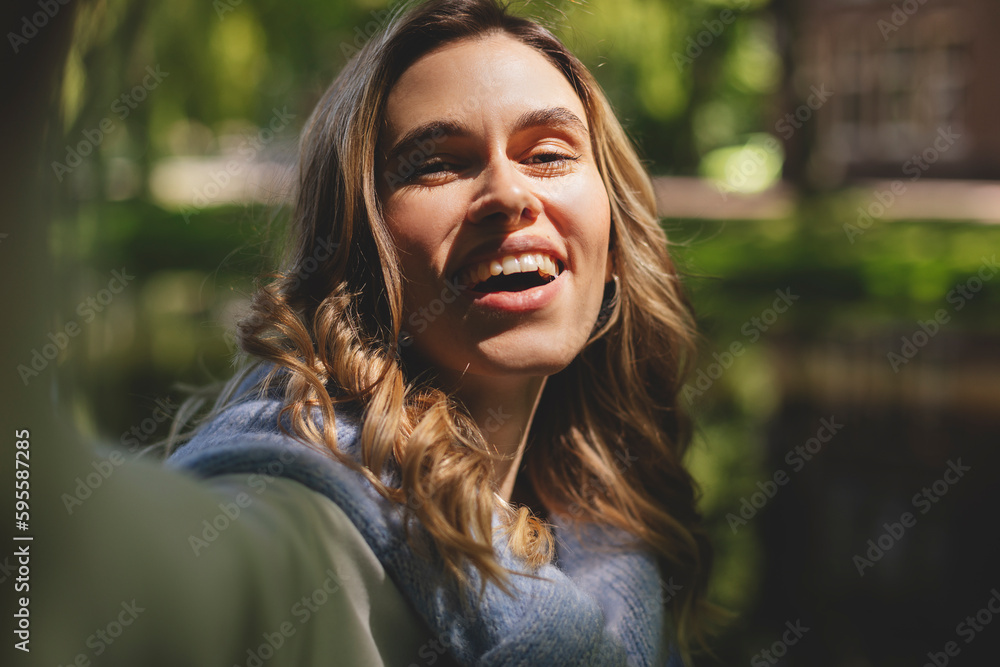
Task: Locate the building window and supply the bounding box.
[808,7,969,170]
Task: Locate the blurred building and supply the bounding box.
[653,0,1000,221]
[788,0,1000,184]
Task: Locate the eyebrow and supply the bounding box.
[512,107,589,139]
[384,120,470,162]
[384,106,589,160]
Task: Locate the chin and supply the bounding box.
[461,326,591,378]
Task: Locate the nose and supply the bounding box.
[466,158,542,228]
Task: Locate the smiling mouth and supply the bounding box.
[457,252,564,293]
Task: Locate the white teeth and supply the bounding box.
[459,252,562,288]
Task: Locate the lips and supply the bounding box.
[446,236,569,312]
[460,267,564,312]
[456,251,563,291]
[451,234,566,288]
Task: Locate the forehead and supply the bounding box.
[383,33,588,134]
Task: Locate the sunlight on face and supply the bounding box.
[379,33,612,381]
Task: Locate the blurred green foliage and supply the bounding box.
[670,211,1000,623]
[56,0,780,182]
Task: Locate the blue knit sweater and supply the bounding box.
[168,366,682,666]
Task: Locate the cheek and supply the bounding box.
[543,172,612,269]
[383,195,466,321]
[384,198,452,275]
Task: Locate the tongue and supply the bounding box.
[475,271,550,293]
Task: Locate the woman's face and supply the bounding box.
[378,33,612,381]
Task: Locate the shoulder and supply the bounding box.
[166,363,380,534]
[194,472,439,666]
[171,364,362,454]
[164,368,445,664]
[168,362,360,470]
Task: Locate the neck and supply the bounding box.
[406,352,546,502]
[453,373,548,502]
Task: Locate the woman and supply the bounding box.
[166,0,717,664]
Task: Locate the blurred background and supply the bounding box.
[18,0,1000,664]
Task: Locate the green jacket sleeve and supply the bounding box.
[25,444,435,667]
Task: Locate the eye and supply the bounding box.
[403,157,462,184]
[414,158,456,175]
[416,159,454,173]
[525,151,579,164]
[522,150,580,176]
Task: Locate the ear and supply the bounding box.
[604,245,615,283]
